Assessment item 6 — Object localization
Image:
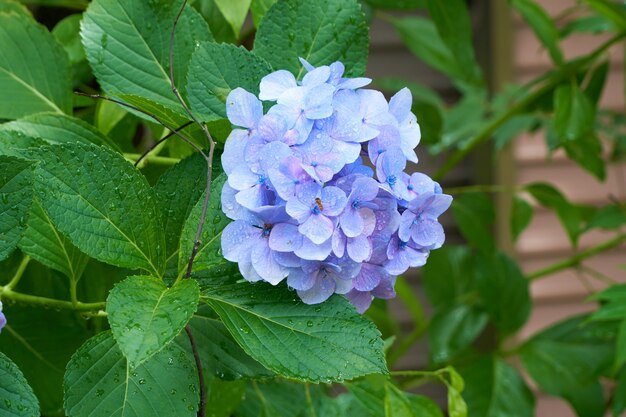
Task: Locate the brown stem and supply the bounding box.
[185,325,207,417]
[134,120,194,167]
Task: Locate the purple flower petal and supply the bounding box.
[353,263,386,291]
[295,236,332,260]
[269,223,303,252]
[347,234,372,262]
[297,275,336,304]
[259,70,298,101]
[221,221,260,262]
[319,186,347,216]
[251,243,287,285]
[299,214,334,244]
[302,66,330,86]
[346,290,373,313]
[227,88,262,129]
[287,267,317,291]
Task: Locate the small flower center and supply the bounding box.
[387,175,397,187]
[351,199,360,210]
[407,184,414,191]
[261,223,272,238]
[258,175,266,184]
[398,240,408,250]
[311,197,324,214]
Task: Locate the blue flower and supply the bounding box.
[220,59,452,310]
[0,301,6,333]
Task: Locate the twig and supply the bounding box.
[133,120,194,167]
[185,325,207,417]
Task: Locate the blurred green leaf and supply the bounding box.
[205,377,246,417]
[613,366,626,416]
[560,15,615,37]
[475,252,531,335]
[0,0,31,16]
[250,0,277,27]
[451,192,495,254]
[428,304,487,365]
[363,0,424,10]
[584,60,609,105]
[426,0,483,86]
[564,135,606,180]
[511,195,534,242]
[511,0,564,65]
[422,246,475,311]
[460,356,534,417]
[192,0,237,43]
[214,0,251,38]
[583,0,626,30]
[493,114,538,150]
[586,204,626,231]
[375,77,444,108]
[554,82,596,143]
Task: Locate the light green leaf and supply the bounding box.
[475,252,531,335]
[0,0,31,17]
[511,0,564,65]
[511,195,534,242]
[177,312,273,380]
[451,192,495,254]
[253,0,369,78]
[178,173,229,274]
[426,0,483,86]
[81,0,213,115]
[385,383,443,417]
[554,82,596,143]
[64,331,199,417]
[34,142,166,276]
[154,153,207,260]
[18,197,89,282]
[428,305,488,365]
[186,42,272,121]
[0,351,40,417]
[214,0,251,38]
[202,280,387,382]
[0,305,90,415]
[107,276,199,367]
[205,377,246,417]
[52,14,85,65]
[521,315,615,397]
[250,0,277,27]
[460,356,534,417]
[0,112,120,150]
[0,13,72,118]
[0,156,34,261]
[584,0,626,30]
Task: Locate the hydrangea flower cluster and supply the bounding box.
[0,300,5,333]
[220,59,452,312]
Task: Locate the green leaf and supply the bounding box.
[391,17,466,85]
[563,135,606,180]
[584,61,609,106]
[475,252,530,335]
[205,377,246,417]
[560,15,615,37]
[461,356,534,417]
[52,14,85,64]
[554,82,595,143]
[584,0,626,30]
[192,0,237,43]
[250,0,277,27]
[186,42,272,121]
[0,156,34,261]
[426,0,483,86]
[0,0,32,16]
[234,380,314,417]
[511,0,564,65]
[493,114,538,150]
[613,366,626,417]
[0,112,119,150]
[525,182,584,245]
[428,305,488,365]
[64,331,199,417]
[154,153,207,266]
[178,173,229,274]
[214,0,251,38]
[0,351,40,417]
[0,305,90,415]
[422,246,475,311]
[363,0,424,10]
[0,13,72,118]
[511,196,533,242]
[34,142,166,276]
[253,0,369,78]
[81,0,213,115]
[374,77,444,108]
[616,320,626,373]
[106,276,199,367]
[564,382,605,417]
[177,312,273,379]
[18,197,89,281]
[202,280,387,382]
[521,315,615,398]
[451,192,495,254]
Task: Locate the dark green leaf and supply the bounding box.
[475,252,530,335]
[202,280,387,382]
[412,101,443,145]
[0,351,40,417]
[64,331,199,417]
[178,173,229,274]
[422,246,474,311]
[205,377,246,417]
[564,135,606,180]
[613,365,626,417]
[0,156,34,261]
[0,113,119,150]
[426,0,483,86]
[586,205,626,231]
[616,319,626,369]
[451,192,495,254]
[525,182,584,245]
[186,42,272,121]
[554,82,595,143]
[253,0,369,78]
[0,305,90,415]
[584,61,609,105]
[107,276,199,367]
[511,196,533,242]
[563,382,605,417]
[460,356,534,417]
[234,380,313,417]
[154,153,207,259]
[429,304,488,365]
[81,0,213,116]
[0,13,72,118]
[18,197,89,281]
[177,312,273,379]
[363,0,424,10]
[521,315,615,397]
[192,0,237,43]
[511,0,564,65]
[34,143,166,276]
[250,0,277,27]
